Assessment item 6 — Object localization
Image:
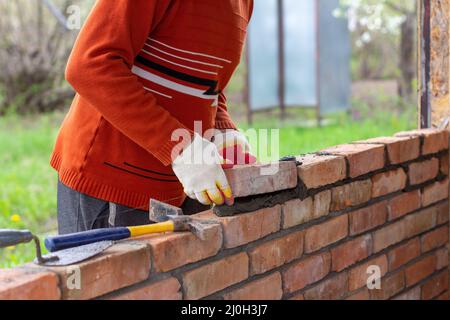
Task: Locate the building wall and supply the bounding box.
[428,0,450,127]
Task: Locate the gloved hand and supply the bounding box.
[212,129,257,166]
[172,132,234,206]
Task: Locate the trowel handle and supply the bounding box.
[0,229,34,248]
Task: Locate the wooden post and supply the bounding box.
[418,0,431,129]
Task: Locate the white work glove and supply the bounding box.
[212,129,257,165]
[172,133,234,206]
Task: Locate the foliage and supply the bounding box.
[0,0,93,115]
[337,0,416,82]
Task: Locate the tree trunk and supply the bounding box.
[398,11,417,101]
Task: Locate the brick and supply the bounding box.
[388,238,421,271]
[348,255,388,291]
[313,190,331,219]
[436,291,449,300]
[304,214,348,253]
[282,252,331,293]
[225,162,297,198]
[282,198,314,229]
[387,190,421,221]
[393,286,421,300]
[304,272,348,300]
[422,179,449,207]
[331,179,372,211]
[40,242,150,300]
[440,152,449,176]
[345,288,370,300]
[289,293,305,300]
[296,154,347,188]
[436,201,449,224]
[371,168,407,198]
[421,226,449,252]
[357,136,420,164]
[373,219,407,252]
[421,271,448,300]
[223,273,282,300]
[435,247,448,270]
[349,201,388,236]
[404,206,437,237]
[322,143,385,178]
[213,206,281,248]
[331,235,372,272]
[249,231,303,275]
[182,253,249,300]
[0,268,60,300]
[396,129,449,155]
[109,277,181,300]
[405,255,437,286]
[408,158,439,185]
[142,223,222,272]
[370,271,405,300]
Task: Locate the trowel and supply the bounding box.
[0,229,113,266]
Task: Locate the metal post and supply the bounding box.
[315,0,322,127]
[418,0,431,129]
[245,43,253,125]
[277,0,286,121]
[40,0,70,30]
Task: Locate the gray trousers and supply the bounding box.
[57,180,210,234]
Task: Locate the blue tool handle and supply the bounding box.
[0,229,34,248]
[45,227,131,252]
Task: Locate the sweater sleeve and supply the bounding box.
[215,92,238,130]
[65,0,192,166]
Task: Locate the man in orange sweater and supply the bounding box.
[51,0,255,233]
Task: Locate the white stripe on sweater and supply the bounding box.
[143,87,172,99]
[144,43,224,69]
[148,38,232,64]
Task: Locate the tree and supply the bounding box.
[0,0,93,114]
[338,0,417,101]
[385,1,417,100]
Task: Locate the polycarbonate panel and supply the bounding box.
[283,0,317,106]
[318,0,351,113]
[247,0,350,114]
[247,0,279,110]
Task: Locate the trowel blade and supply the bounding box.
[149,198,183,222]
[34,240,114,266]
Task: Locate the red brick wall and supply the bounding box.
[1,129,449,300]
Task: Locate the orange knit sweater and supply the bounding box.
[50,0,253,210]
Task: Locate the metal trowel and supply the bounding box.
[0,229,113,266]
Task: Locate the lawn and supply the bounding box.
[0,107,415,268]
[240,111,415,161]
[0,113,61,267]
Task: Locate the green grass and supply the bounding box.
[0,113,61,267]
[239,111,416,161]
[0,107,415,268]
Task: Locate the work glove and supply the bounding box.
[212,129,257,166]
[172,132,234,206]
